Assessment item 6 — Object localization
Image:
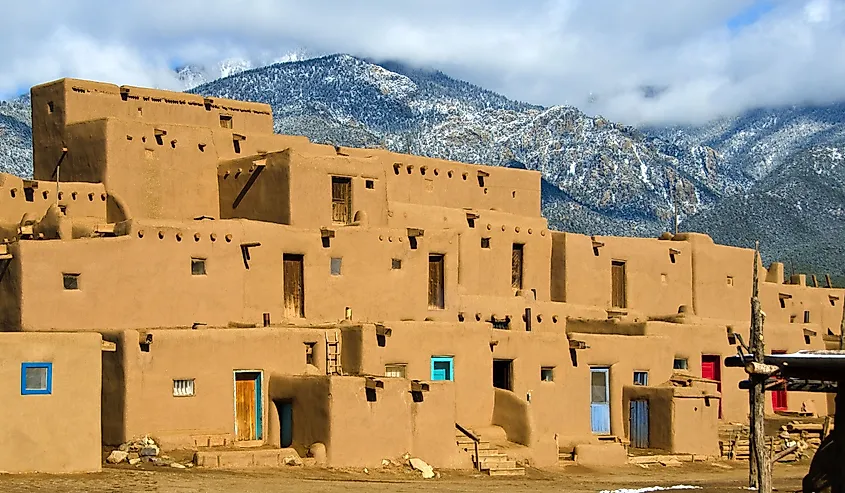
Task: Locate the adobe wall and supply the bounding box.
[0,332,101,473]
[0,243,21,330]
[552,232,694,316]
[105,327,330,447]
[645,321,829,422]
[31,78,273,180]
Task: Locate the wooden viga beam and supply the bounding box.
[739,378,838,393]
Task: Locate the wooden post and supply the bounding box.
[839,299,845,351]
[749,242,771,493]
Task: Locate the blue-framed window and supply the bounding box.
[431,356,454,381]
[21,363,52,395]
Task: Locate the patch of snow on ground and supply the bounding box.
[599,485,702,493]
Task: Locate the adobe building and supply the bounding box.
[0,78,842,473]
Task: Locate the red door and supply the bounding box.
[771,351,788,411]
[701,355,722,418]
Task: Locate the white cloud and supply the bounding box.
[0,0,843,125]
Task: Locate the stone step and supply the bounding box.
[558,452,575,462]
[474,447,502,457]
[457,441,492,450]
[487,466,526,477]
[481,459,516,470]
[478,454,511,463]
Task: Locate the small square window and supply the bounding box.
[391,258,402,270]
[481,237,491,249]
[191,258,207,276]
[385,364,407,378]
[804,311,811,324]
[673,358,688,370]
[305,342,316,365]
[331,257,342,276]
[172,379,195,397]
[726,276,734,286]
[21,363,52,395]
[220,115,233,129]
[63,273,80,290]
[365,180,375,189]
[540,367,555,382]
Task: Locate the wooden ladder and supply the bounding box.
[326,330,343,376]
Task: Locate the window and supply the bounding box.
[493,359,513,390]
[541,367,555,382]
[428,254,445,309]
[365,180,375,189]
[673,358,688,370]
[431,356,454,381]
[21,363,52,395]
[220,115,233,129]
[63,273,80,290]
[804,311,811,324]
[191,258,207,276]
[391,258,402,270]
[726,276,734,286]
[512,244,524,289]
[305,342,316,365]
[611,260,626,308]
[24,187,34,202]
[172,379,195,397]
[330,257,342,276]
[47,101,54,114]
[633,371,649,386]
[331,176,352,224]
[385,364,407,378]
[233,138,241,154]
[481,237,491,249]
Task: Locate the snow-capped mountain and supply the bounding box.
[176,49,313,90]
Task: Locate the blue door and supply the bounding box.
[630,399,649,448]
[590,367,610,434]
[431,356,454,381]
[279,401,293,448]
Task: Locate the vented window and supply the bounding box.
[172,379,195,397]
[385,364,407,378]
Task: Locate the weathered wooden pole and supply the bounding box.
[838,298,845,350]
[749,242,771,493]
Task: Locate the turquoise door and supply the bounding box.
[280,401,293,448]
[590,367,610,434]
[431,357,454,381]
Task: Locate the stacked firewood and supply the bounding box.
[718,418,833,462]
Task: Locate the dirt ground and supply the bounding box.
[0,461,807,493]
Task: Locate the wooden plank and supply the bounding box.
[611,261,626,308]
[283,255,304,318]
[428,254,444,309]
[331,177,351,224]
[235,378,256,441]
[511,244,524,289]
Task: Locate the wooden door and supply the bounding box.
[701,355,722,418]
[235,373,261,441]
[630,399,649,448]
[428,254,445,309]
[331,176,352,224]
[283,254,304,318]
[511,244,524,289]
[611,261,626,308]
[590,367,611,434]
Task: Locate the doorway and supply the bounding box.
[590,367,611,434]
[234,371,263,441]
[771,350,788,411]
[493,359,513,391]
[274,400,293,448]
[283,254,304,318]
[428,254,445,309]
[701,355,722,418]
[629,399,649,448]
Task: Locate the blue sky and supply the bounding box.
[0,0,843,125]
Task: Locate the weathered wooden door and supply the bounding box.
[611,261,626,308]
[590,367,611,434]
[630,399,649,448]
[428,254,445,309]
[331,176,352,224]
[283,254,304,318]
[701,355,722,418]
[235,372,262,441]
[511,244,524,289]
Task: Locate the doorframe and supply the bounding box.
[590,366,611,435]
[701,355,723,418]
[233,369,265,444]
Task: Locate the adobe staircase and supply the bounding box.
[455,427,525,476]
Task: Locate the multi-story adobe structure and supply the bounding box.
[0,78,843,473]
